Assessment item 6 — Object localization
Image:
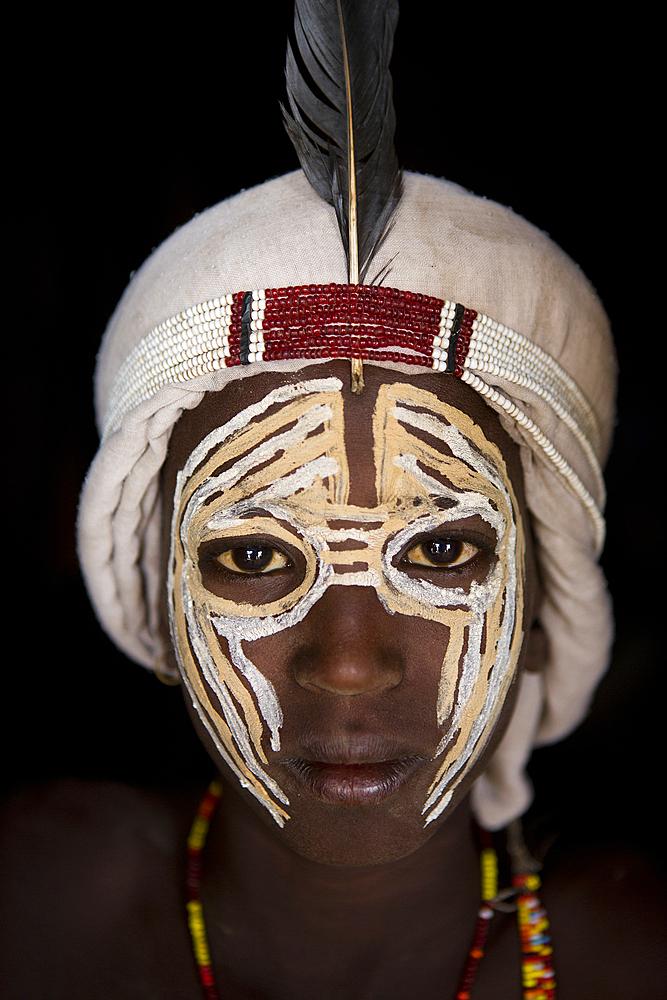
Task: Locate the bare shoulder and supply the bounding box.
[0,779,201,999]
[539,835,667,999]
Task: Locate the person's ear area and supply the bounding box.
[523,619,548,675]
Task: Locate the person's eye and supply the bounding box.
[402,538,481,570]
[215,544,290,575]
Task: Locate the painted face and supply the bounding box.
[167,369,528,845]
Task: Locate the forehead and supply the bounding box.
[164,361,526,508]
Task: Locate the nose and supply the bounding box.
[292,585,404,695]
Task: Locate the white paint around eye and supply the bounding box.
[170,378,524,830]
[169,379,344,824]
[380,392,521,828]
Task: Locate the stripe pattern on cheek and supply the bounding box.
[371,385,526,827]
[168,377,526,830]
[168,379,348,826]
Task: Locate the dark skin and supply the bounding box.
[163,364,539,874]
[158,364,539,998]
[2,363,665,999]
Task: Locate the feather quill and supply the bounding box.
[283,0,403,390]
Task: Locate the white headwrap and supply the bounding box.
[78,170,616,829]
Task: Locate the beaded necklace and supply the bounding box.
[186,780,556,999]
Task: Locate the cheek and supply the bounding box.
[422,546,526,826]
[243,607,450,730]
[168,559,292,828]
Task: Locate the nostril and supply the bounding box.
[291,585,404,695]
[292,644,404,695]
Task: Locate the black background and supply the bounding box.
[6,6,662,854]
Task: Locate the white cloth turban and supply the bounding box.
[78,170,616,829]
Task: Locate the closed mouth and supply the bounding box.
[282,755,424,804]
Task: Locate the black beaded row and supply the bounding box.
[227,284,467,374]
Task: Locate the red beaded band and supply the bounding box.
[232,283,459,370]
[106,279,604,550]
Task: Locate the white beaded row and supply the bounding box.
[462,315,605,505]
[469,313,601,456]
[429,300,455,365]
[460,369,605,550]
[104,289,604,546]
[105,295,241,437]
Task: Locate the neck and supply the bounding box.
[199,779,483,999]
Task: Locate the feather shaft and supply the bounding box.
[283,0,402,392]
[336,0,358,285]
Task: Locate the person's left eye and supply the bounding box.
[215,544,290,575]
[402,538,481,569]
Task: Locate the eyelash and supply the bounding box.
[213,544,291,575]
[202,532,493,579]
[401,537,483,571]
[199,539,294,577]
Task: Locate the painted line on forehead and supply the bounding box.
[381,384,514,496]
[179,377,343,483]
[177,390,351,555]
[183,401,340,516]
[390,405,509,502]
[372,384,514,532]
[228,455,341,513]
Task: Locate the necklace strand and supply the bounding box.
[186,780,556,999]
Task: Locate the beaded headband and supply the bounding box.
[106,281,604,547]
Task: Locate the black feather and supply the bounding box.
[283,0,403,285]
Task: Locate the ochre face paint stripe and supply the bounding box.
[374,384,525,826]
[170,378,526,829]
[179,378,345,482]
[179,401,342,518]
[170,382,350,824]
[172,569,290,825]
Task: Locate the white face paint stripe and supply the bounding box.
[374,384,524,826]
[179,378,345,482]
[168,378,526,828]
[169,382,349,824]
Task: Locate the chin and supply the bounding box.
[273,792,459,868]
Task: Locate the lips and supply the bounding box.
[282,737,425,804]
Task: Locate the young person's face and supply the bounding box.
[161,362,539,864]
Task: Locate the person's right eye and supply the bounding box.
[214,544,291,575]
